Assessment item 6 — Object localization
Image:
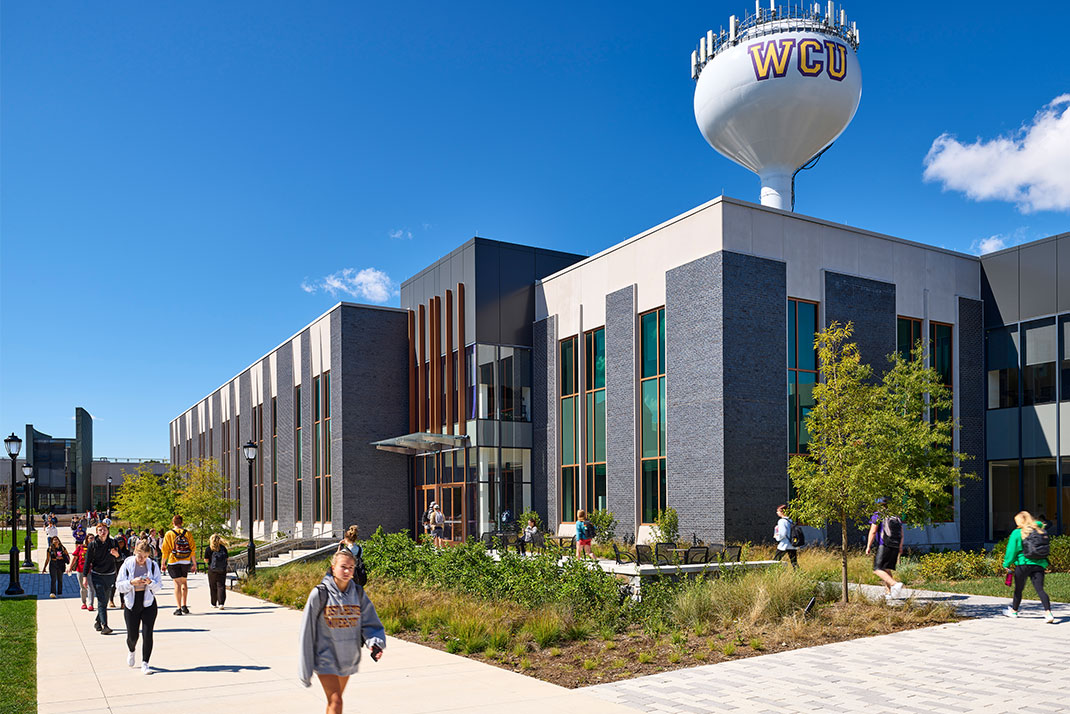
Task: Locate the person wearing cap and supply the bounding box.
[430,503,445,547]
[866,497,905,598]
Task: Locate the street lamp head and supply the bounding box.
[22,464,33,478]
[4,432,22,459]
[107,476,113,484]
[243,440,258,462]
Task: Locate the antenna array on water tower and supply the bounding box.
[692,2,862,210]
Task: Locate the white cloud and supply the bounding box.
[970,235,1007,255]
[923,95,1070,213]
[389,228,413,240]
[300,268,397,304]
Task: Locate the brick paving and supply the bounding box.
[584,586,1070,714]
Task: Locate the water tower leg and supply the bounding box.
[759,171,792,210]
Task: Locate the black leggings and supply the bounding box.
[773,549,799,569]
[49,562,66,595]
[207,570,227,607]
[123,591,158,662]
[1012,564,1051,611]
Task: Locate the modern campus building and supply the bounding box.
[169,196,1068,549]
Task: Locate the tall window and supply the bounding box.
[256,402,264,522]
[1060,317,1069,402]
[897,316,922,360]
[930,322,954,422]
[1022,320,1057,406]
[640,308,666,524]
[271,396,278,522]
[312,376,321,523]
[987,326,1019,409]
[235,414,241,504]
[560,336,579,522]
[323,371,332,523]
[788,299,819,454]
[295,385,303,523]
[221,419,230,499]
[208,426,213,461]
[584,328,606,513]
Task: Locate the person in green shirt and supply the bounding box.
[1002,511,1055,623]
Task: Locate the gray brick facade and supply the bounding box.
[275,345,296,536]
[957,296,985,549]
[824,271,897,377]
[606,285,637,538]
[337,306,410,537]
[532,315,556,529]
[299,329,314,535]
[666,254,725,543]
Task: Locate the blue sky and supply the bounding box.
[2,1,1067,457]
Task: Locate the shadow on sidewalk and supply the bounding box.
[152,664,271,673]
[155,628,209,633]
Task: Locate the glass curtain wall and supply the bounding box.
[324,371,332,524]
[788,300,819,455]
[989,460,1019,540]
[987,327,1019,409]
[560,337,579,522]
[271,397,278,522]
[294,386,302,523]
[930,322,954,521]
[640,309,666,524]
[1023,320,1057,406]
[585,328,606,513]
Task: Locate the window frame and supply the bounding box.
[639,308,666,525]
[559,336,580,523]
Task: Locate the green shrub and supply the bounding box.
[1047,535,1070,572]
[638,652,653,664]
[916,550,1001,581]
[518,509,542,532]
[652,507,679,544]
[589,509,617,544]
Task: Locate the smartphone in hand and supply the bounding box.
[370,644,383,662]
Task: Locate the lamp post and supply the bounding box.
[106,476,112,518]
[22,464,34,568]
[242,440,258,576]
[4,432,24,596]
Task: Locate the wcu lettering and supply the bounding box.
[747,39,848,82]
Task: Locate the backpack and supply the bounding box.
[209,547,229,572]
[578,520,595,540]
[171,529,193,559]
[332,542,368,587]
[789,521,806,548]
[880,516,903,548]
[1022,529,1050,560]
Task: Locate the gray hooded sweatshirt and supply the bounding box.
[299,574,386,686]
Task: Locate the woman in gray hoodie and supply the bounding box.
[299,549,386,714]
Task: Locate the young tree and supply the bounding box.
[176,458,233,547]
[114,465,181,532]
[788,322,968,602]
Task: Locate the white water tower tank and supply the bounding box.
[692,2,862,210]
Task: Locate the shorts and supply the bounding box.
[577,538,592,547]
[167,563,191,579]
[432,528,444,538]
[873,545,899,572]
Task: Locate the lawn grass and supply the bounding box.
[0,560,37,574]
[0,529,38,550]
[0,598,36,714]
[916,572,1070,603]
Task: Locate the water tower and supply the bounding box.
[692,2,862,210]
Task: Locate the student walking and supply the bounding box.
[72,517,86,546]
[430,503,445,547]
[1003,511,1056,623]
[574,510,594,559]
[69,535,95,609]
[42,536,71,598]
[866,497,905,598]
[204,534,229,609]
[160,515,197,615]
[83,523,121,634]
[299,550,386,714]
[44,519,59,543]
[116,542,164,674]
[772,505,799,570]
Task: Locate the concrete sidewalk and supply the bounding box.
[33,544,637,714]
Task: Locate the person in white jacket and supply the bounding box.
[772,504,799,570]
[115,541,164,674]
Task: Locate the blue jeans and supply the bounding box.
[91,573,116,628]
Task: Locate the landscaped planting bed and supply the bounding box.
[240,529,960,687]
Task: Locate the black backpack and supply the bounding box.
[880,516,903,548]
[789,522,806,548]
[209,547,229,572]
[1022,529,1050,560]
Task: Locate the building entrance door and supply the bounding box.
[413,449,468,543]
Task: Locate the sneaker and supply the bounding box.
[49,593,57,599]
[127,652,136,668]
[87,606,94,611]
[101,626,113,635]
[141,662,153,675]
[218,604,224,611]
[81,604,87,610]
[174,608,184,616]
[1044,611,1055,624]
[1004,607,1019,618]
[890,582,905,598]
[182,605,190,615]
[94,621,102,632]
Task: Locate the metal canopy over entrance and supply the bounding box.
[372,432,469,456]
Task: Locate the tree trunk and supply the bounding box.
[841,508,849,603]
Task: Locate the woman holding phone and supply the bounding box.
[116,541,164,674]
